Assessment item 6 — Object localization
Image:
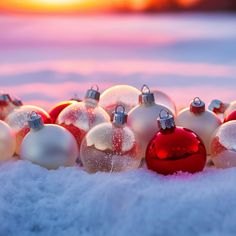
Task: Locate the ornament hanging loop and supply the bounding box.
[190,97,205,114]
[29,111,38,119]
[85,85,100,101]
[159,109,170,119]
[91,84,99,92]
[27,111,38,121]
[141,84,151,94]
[193,97,202,106]
[139,84,154,104]
[115,104,126,114]
[113,105,127,126]
[158,109,175,130]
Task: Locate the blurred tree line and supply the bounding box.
[111,0,236,12]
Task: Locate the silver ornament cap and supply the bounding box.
[85,85,100,101]
[112,105,128,126]
[12,98,23,106]
[190,97,205,114]
[139,84,155,105]
[208,99,228,114]
[158,109,175,130]
[28,112,44,130]
[0,93,12,102]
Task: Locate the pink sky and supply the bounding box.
[0,14,236,110]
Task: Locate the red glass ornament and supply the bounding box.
[59,123,86,149]
[146,111,206,175]
[57,87,110,152]
[49,100,77,124]
[224,110,236,123]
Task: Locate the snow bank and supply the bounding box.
[0,160,236,236]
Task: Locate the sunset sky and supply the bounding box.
[0,0,200,13]
[0,0,235,109]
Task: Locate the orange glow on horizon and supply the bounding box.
[0,0,112,13]
[0,0,201,14]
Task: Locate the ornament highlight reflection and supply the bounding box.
[146,110,206,175]
[211,121,236,168]
[176,97,221,154]
[20,112,78,169]
[80,105,142,173]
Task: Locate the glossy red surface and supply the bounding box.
[224,110,236,123]
[0,101,8,107]
[60,123,86,151]
[146,126,206,175]
[49,101,76,124]
[112,127,123,153]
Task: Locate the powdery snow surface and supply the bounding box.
[0,160,236,236]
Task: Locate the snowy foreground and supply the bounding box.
[1,160,236,236]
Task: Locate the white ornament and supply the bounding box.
[128,85,173,158]
[176,97,221,154]
[20,112,78,169]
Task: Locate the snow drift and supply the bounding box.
[0,160,236,236]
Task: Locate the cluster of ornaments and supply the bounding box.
[1,85,236,175]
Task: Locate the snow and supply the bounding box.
[1,13,236,235]
[0,160,236,236]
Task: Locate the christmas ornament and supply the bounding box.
[146,110,206,175]
[153,90,177,116]
[57,86,110,150]
[49,100,77,124]
[208,99,228,115]
[100,85,140,117]
[49,96,82,124]
[176,97,221,154]
[20,112,78,169]
[0,120,16,161]
[0,93,22,120]
[80,105,141,173]
[224,110,236,123]
[5,105,51,155]
[128,85,173,158]
[208,99,236,119]
[224,101,236,117]
[0,94,12,120]
[211,120,236,168]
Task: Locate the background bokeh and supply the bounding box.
[0,0,236,110]
[1,0,236,13]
